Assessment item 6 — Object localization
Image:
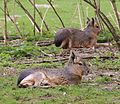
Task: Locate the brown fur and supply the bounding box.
[54,18,101,49]
[17,52,89,88]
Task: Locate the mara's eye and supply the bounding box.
[96,25,99,28]
[78,62,83,65]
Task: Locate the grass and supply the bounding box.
[0,44,120,104]
[0,0,120,37]
[0,76,120,104]
[0,0,120,104]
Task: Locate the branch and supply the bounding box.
[36,40,54,46]
[110,0,120,29]
[17,58,68,64]
[0,7,23,39]
[47,0,65,28]
[28,0,49,31]
[0,36,20,40]
[40,50,53,57]
[15,0,41,32]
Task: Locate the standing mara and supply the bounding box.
[54,18,101,49]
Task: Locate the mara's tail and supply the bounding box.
[54,29,70,47]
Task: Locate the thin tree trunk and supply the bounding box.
[33,0,36,35]
[4,0,8,44]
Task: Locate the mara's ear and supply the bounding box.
[67,51,76,65]
[86,18,94,27]
[86,17,90,24]
[91,18,95,26]
[71,51,75,60]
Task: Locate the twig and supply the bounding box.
[95,43,112,48]
[80,0,86,27]
[0,7,23,39]
[16,55,119,65]
[47,0,65,28]
[109,13,118,29]
[93,0,103,31]
[77,2,83,29]
[70,3,78,27]
[40,8,49,36]
[36,40,54,46]
[13,0,16,23]
[4,0,8,45]
[33,0,36,36]
[40,50,53,57]
[37,58,68,63]
[86,6,89,18]
[110,0,120,29]
[17,58,68,64]
[0,36,20,40]
[28,0,49,31]
[15,0,41,33]
[83,56,118,59]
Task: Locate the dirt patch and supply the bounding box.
[38,93,57,100]
[83,69,120,90]
[0,67,17,77]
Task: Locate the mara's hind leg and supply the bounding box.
[18,74,35,88]
[38,79,57,88]
[37,73,57,88]
[61,38,69,49]
[18,72,46,88]
[19,72,56,88]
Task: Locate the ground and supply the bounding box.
[0,0,120,104]
[0,40,120,104]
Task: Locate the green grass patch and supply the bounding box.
[0,76,120,104]
[95,76,112,84]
